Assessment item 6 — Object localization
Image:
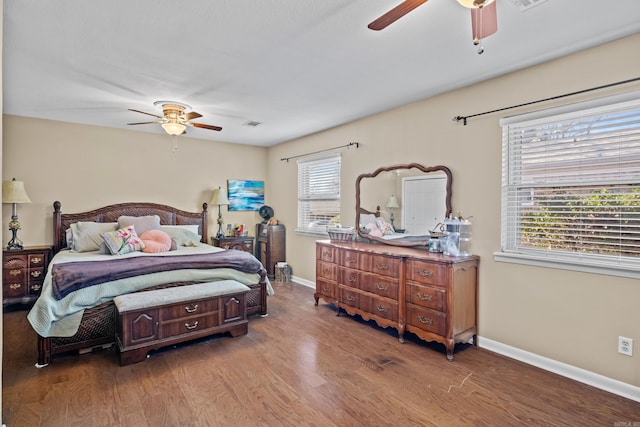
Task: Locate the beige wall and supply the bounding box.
[267,34,640,387]
[2,117,268,245]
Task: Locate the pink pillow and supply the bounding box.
[140,229,172,253]
[366,222,383,237]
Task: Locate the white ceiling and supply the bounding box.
[4,0,640,147]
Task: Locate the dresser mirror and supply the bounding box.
[355,163,452,247]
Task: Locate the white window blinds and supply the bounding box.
[297,154,341,234]
[500,95,640,271]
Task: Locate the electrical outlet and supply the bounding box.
[618,336,633,356]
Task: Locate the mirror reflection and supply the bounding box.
[356,164,452,247]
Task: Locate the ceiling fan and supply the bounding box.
[127,101,222,135]
[368,0,498,53]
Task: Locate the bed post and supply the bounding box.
[201,202,208,244]
[53,201,62,254]
[36,336,51,367]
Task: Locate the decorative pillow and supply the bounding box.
[70,222,119,252]
[359,214,378,228]
[117,215,161,235]
[160,226,202,246]
[160,224,200,235]
[140,229,172,253]
[102,225,146,255]
[366,222,383,237]
[376,218,395,235]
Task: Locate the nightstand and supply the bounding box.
[3,245,53,308]
[211,236,254,254]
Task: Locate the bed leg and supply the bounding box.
[37,335,52,367]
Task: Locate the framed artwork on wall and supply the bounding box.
[227,179,265,211]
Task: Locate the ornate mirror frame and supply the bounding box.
[355,163,452,247]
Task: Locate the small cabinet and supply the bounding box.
[255,224,285,278]
[3,246,52,307]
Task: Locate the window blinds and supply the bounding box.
[501,96,640,268]
[297,154,341,233]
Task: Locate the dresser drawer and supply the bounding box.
[406,259,444,286]
[370,255,400,277]
[160,298,219,321]
[316,260,336,281]
[365,296,398,322]
[316,278,337,300]
[406,282,447,312]
[317,245,335,263]
[28,253,47,268]
[4,280,25,298]
[360,273,399,300]
[339,286,370,309]
[407,304,447,336]
[339,268,363,290]
[339,249,371,271]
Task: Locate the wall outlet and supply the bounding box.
[618,336,633,356]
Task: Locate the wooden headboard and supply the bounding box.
[52,201,208,254]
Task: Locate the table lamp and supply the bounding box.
[386,195,400,229]
[210,186,230,239]
[2,178,32,250]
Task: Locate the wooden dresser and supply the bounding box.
[315,240,479,361]
[255,224,286,278]
[3,245,53,307]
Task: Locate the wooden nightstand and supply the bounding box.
[211,236,254,254]
[3,245,53,308]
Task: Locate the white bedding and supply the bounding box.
[27,245,273,338]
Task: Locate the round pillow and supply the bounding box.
[140,229,172,253]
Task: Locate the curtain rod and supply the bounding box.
[452,76,640,125]
[280,142,359,162]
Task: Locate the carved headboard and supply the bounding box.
[52,201,208,254]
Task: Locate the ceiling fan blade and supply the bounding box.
[184,111,203,121]
[190,122,222,132]
[368,0,429,31]
[128,108,163,119]
[127,121,162,125]
[471,1,497,40]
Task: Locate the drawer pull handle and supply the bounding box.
[375,283,389,291]
[31,271,42,278]
[417,316,434,325]
[31,284,42,292]
[416,292,433,302]
[375,263,389,270]
[324,268,332,274]
[345,256,356,263]
[31,257,42,264]
[346,295,356,302]
[184,321,199,330]
[322,286,330,292]
[347,275,357,283]
[375,305,388,313]
[9,283,21,290]
[9,269,21,276]
[223,244,231,249]
[417,269,433,277]
[184,304,199,313]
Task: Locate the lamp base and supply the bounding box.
[7,220,23,250]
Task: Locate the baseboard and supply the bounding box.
[291,275,315,289]
[479,336,640,403]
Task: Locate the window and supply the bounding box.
[297,153,341,235]
[497,92,640,278]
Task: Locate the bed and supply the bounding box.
[29,201,271,367]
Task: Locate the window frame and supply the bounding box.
[495,90,640,279]
[296,153,341,237]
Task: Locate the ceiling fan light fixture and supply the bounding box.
[161,121,186,136]
[457,0,495,8]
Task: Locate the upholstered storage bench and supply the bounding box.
[114,280,250,366]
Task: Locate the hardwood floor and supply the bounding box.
[3,282,639,426]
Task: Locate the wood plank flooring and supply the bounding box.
[3,282,640,426]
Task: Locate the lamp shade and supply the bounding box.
[2,179,32,204]
[386,195,399,209]
[161,121,186,136]
[210,187,230,206]
[457,0,494,8]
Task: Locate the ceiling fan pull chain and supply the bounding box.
[172,135,179,153]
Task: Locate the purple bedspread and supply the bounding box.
[51,250,265,300]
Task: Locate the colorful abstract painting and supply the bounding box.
[227,179,265,211]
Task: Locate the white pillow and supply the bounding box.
[160,225,202,246]
[161,224,200,235]
[359,214,378,228]
[70,222,118,252]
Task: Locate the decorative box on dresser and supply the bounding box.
[255,224,286,278]
[315,240,479,361]
[211,236,254,254]
[3,245,53,307]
